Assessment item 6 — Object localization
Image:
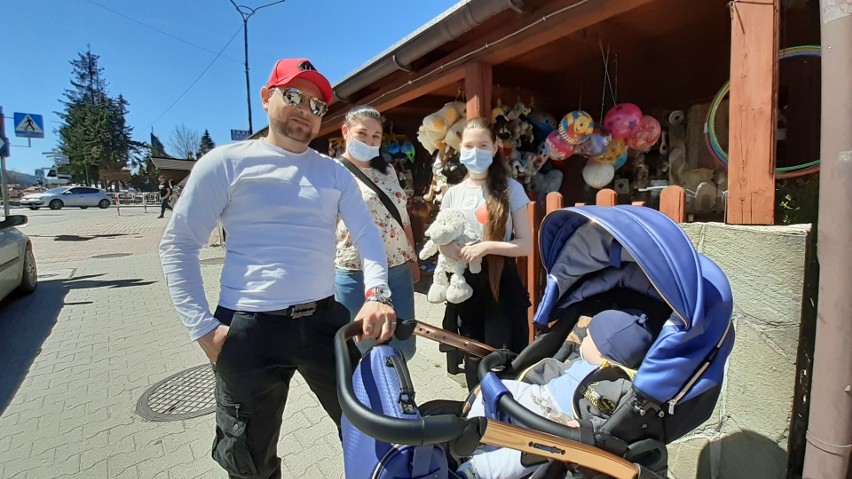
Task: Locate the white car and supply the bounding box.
[0,215,36,301]
[20,186,112,210]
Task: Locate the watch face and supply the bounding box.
[377,285,392,299]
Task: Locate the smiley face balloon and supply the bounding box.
[558,110,594,145]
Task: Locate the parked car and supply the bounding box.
[0,215,36,301]
[20,186,112,210]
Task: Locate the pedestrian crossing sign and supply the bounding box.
[14,112,44,139]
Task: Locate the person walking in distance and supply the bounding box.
[159,58,396,479]
[157,175,173,218]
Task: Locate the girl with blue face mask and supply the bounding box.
[438,117,534,390]
[334,105,420,360]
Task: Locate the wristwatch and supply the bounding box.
[365,284,393,306]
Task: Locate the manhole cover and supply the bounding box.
[136,364,216,421]
[91,253,132,259]
[200,257,225,265]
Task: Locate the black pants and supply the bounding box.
[159,197,173,216]
[442,258,531,389]
[211,301,359,479]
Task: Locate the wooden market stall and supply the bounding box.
[303,0,819,318]
[249,0,821,331]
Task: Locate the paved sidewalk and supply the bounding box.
[0,209,466,478]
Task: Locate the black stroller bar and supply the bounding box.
[336,321,470,445]
[478,351,597,447]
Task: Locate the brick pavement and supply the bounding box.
[0,209,466,478]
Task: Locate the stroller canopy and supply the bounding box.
[534,206,734,409]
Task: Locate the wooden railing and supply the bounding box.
[522,186,687,342]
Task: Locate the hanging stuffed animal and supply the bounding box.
[443,119,466,153]
[419,209,482,304]
[419,102,466,154]
[631,153,651,191]
[423,156,445,203]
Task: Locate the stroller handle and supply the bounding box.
[336,321,471,445]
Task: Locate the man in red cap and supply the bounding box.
[160,58,395,479]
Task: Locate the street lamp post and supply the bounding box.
[229,0,286,136]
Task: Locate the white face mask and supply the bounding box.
[459,147,493,174]
[347,138,380,162]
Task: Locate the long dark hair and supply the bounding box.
[464,117,510,300]
[344,105,389,174]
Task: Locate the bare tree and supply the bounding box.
[168,124,200,160]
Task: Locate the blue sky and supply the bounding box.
[1,0,459,176]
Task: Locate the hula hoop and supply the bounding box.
[705,45,822,179]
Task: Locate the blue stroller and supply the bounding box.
[336,205,735,478]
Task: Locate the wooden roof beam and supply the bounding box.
[319,67,465,137]
[478,0,653,65]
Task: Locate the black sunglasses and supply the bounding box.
[278,87,328,117]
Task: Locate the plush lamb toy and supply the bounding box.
[419,208,482,304]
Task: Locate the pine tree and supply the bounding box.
[150,133,170,158]
[56,47,144,185]
[198,130,216,157]
[129,132,169,191]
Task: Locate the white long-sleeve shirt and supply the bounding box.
[159,139,388,341]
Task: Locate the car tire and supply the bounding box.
[17,245,37,295]
[49,199,63,210]
[98,199,110,209]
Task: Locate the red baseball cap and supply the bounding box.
[266,58,333,104]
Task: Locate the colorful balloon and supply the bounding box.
[604,103,643,139]
[475,204,489,224]
[575,123,611,158]
[558,110,594,145]
[601,138,628,167]
[545,130,575,160]
[613,151,628,170]
[582,159,615,189]
[626,115,662,151]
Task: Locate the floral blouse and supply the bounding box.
[335,161,415,270]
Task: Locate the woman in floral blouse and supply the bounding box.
[335,105,419,360]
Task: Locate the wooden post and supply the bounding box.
[521,193,565,342]
[727,0,779,224]
[465,62,493,120]
[660,185,686,223]
[546,192,564,214]
[596,189,618,206]
[526,201,543,343]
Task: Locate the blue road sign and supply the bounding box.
[0,108,8,157]
[231,129,251,141]
[14,112,45,139]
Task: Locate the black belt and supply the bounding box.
[265,296,334,318]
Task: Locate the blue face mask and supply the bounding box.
[459,147,493,174]
[348,138,380,162]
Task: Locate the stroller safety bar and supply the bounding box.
[406,319,498,358]
[337,321,660,479]
[480,420,640,479]
[478,352,596,446]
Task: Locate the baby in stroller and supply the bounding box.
[458,309,657,479]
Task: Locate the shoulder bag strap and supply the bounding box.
[339,157,405,229]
